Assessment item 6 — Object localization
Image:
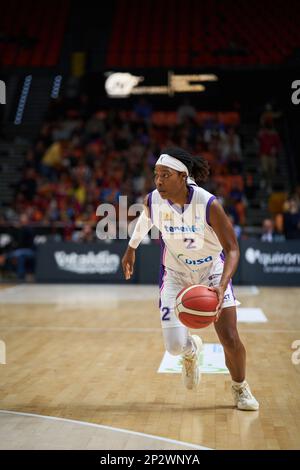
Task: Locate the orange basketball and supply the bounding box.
[175,284,218,329]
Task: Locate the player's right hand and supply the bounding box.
[122,246,136,280]
[208,285,225,321]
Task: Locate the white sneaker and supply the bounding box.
[232,381,259,411]
[181,335,203,390]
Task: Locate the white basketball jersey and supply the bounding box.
[148,185,222,273]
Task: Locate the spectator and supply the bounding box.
[229,185,246,225]
[258,123,281,191]
[72,224,95,243]
[41,139,69,180]
[177,99,197,124]
[260,103,281,128]
[261,218,285,242]
[85,111,106,139]
[220,127,242,163]
[133,98,152,124]
[268,184,288,217]
[0,214,36,280]
[283,198,300,239]
[228,214,242,240]
[244,172,256,201]
[203,115,226,144]
[18,168,37,201]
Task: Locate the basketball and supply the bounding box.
[175,284,218,329]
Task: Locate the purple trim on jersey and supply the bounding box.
[159,236,166,308]
[229,279,236,300]
[219,253,236,301]
[159,266,165,308]
[187,185,194,204]
[167,198,178,213]
[206,195,216,226]
[167,185,194,215]
[148,192,153,222]
[159,257,165,288]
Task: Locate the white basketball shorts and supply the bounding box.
[159,255,240,329]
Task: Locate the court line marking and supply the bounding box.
[0,326,299,333]
[0,410,211,450]
[0,286,23,294]
[0,326,162,332]
[0,285,260,303]
[0,285,259,290]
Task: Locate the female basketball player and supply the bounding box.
[122,148,259,411]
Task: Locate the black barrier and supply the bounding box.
[239,240,300,286]
[232,256,242,285]
[36,241,300,286]
[36,241,137,283]
[137,243,160,284]
[36,241,162,284]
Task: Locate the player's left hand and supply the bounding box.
[207,285,225,321]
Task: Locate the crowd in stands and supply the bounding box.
[258,104,282,193]
[1,96,300,280]
[263,188,300,242]
[2,97,248,234]
[258,104,300,241]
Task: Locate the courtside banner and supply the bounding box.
[240,240,300,286]
[36,242,162,284]
[36,240,300,285]
[36,242,136,283]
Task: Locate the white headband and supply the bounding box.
[155,154,189,175]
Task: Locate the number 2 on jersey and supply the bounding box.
[184,238,196,249]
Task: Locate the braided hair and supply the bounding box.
[161,147,210,185]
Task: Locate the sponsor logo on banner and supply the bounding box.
[54,250,120,274]
[105,73,143,97]
[245,247,300,273]
[104,72,217,97]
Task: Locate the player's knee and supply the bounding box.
[219,330,240,351]
[165,338,185,356]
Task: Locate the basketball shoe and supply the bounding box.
[232,381,259,411]
[181,335,203,390]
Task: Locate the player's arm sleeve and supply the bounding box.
[128,195,153,249]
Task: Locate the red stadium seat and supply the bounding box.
[0,0,69,67]
[105,0,300,68]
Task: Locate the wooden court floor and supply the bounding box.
[0,284,299,450]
